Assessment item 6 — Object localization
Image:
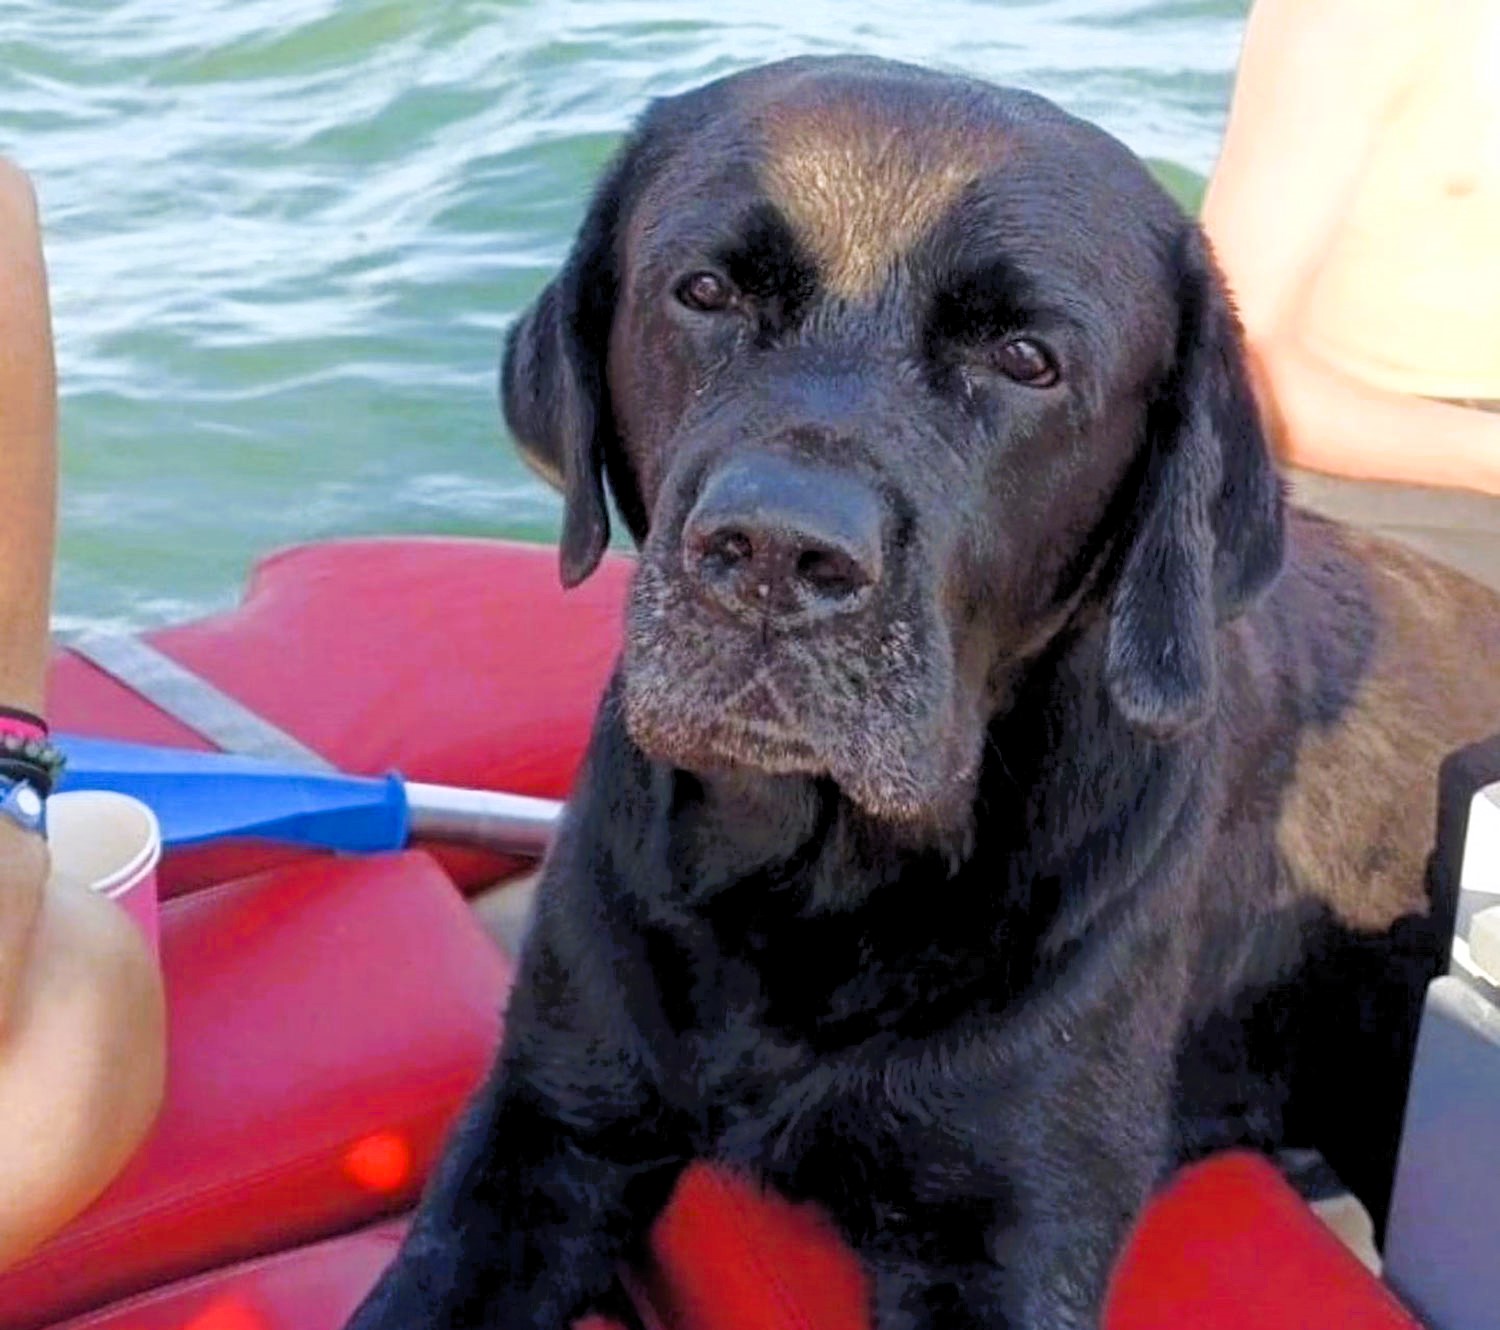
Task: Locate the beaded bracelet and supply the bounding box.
[0,733,66,798]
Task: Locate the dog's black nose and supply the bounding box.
[683,454,884,622]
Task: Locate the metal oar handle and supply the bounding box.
[404,783,564,857]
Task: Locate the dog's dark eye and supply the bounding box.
[676,271,736,313]
[988,337,1059,387]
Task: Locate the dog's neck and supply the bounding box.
[985,613,1214,943]
[631,617,1212,949]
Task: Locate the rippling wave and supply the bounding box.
[0,0,1242,629]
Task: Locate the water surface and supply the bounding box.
[1,0,1245,631]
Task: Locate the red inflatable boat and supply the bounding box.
[0,539,1420,1330]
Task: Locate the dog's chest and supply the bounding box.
[637,871,1022,1120]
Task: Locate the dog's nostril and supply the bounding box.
[795,547,866,600]
[704,528,754,570]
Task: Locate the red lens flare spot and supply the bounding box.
[342,1131,414,1194]
[184,1296,266,1330]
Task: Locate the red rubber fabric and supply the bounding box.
[0,852,510,1330]
[45,1223,408,1330]
[36,1155,1418,1330]
[1103,1152,1421,1330]
[605,1156,1419,1330]
[40,1221,646,1330]
[640,1165,868,1330]
[46,539,630,895]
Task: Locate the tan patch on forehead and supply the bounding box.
[1277,530,1500,931]
[760,103,998,299]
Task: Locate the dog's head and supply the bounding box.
[502,57,1283,828]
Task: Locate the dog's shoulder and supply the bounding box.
[1244,509,1500,931]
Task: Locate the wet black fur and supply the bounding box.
[349,58,1460,1330]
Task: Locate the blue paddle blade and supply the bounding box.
[56,734,410,853]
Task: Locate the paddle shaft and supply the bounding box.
[404,783,563,858]
[57,731,569,857]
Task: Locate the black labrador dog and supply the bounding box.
[349,57,1500,1330]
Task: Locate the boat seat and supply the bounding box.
[0,851,509,1330]
[628,1156,1421,1330]
[1103,1152,1419,1329]
[43,1222,409,1330]
[42,1154,1420,1330]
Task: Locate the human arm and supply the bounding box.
[0,158,56,716]
[0,157,58,1018]
[1203,0,1500,495]
[0,159,166,1271]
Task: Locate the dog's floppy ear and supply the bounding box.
[1104,225,1285,735]
[502,153,636,589]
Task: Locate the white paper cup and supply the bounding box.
[45,790,162,957]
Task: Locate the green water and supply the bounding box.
[2,0,1244,633]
